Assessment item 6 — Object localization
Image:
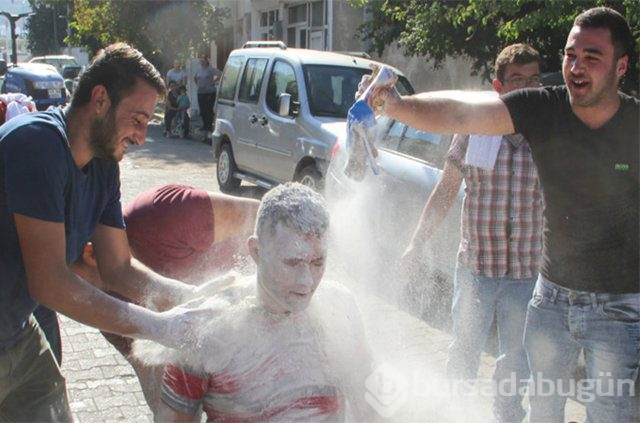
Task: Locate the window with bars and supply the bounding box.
[259,9,280,40]
[285,1,326,49]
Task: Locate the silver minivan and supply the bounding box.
[212,42,413,191]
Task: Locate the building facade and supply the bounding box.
[208,0,487,93]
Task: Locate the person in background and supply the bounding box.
[166,59,187,88]
[402,43,544,423]
[154,183,375,422]
[70,183,260,415]
[163,81,179,137]
[176,85,191,139]
[361,7,638,422]
[193,54,221,134]
[0,43,210,421]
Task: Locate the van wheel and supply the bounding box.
[217,144,241,191]
[296,164,323,191]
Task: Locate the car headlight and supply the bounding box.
[33,80,63,90]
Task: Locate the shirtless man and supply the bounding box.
[140,183,375,422]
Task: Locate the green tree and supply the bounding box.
[68,0,228,70]
[25,0,71,56]
[353,0,639,93]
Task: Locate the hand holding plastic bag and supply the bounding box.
[345,64,398,179]
[355,64,400,114]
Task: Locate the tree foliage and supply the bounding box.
[352,0,639,92]
[27,0,228,71]
[25,0,71,56]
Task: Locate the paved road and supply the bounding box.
[60,121,586,422]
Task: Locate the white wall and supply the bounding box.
[211,0,492,92]
[378,44,491,92]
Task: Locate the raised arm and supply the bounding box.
[210,193,259,244]
[384,90,515,136]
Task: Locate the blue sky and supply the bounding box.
[0,0,31,15]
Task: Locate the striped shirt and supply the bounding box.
[448,134,543,279]
[163,364,341,422]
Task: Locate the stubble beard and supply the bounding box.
[89,110,118,161]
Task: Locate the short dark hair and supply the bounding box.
[574,7,636,62]
[71,43,166,109]
[495,43,541,83]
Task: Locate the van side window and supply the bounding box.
[266,61,298,114]
[218,57,244,101]
[237,58,268,104]
[381,121,453,169]
[381,120,405,151]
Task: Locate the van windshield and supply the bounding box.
[303,65,413,118]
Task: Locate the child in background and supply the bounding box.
[176,85,191,139]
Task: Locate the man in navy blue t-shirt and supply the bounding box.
[0,44,207,421]
[359,7,638,423]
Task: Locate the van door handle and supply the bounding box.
[249,114,258,124]
[259,116,268,126]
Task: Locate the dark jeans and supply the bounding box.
[197,92,215,131]
[0,316,72,422]
[179,111,190,137]
[33,305,62,366]
[164,108,177,132]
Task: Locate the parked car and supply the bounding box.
[60,64,82,95]
[212,43,414,192]
[0,62,68,111]
[30,55,83,95]
[29,54,80,75]
[325,117,464,328]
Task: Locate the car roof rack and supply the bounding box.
[242,41,287,49]
[337,51,371,59]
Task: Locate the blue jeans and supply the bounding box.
[524,275,640,423]
[447,266,536,422]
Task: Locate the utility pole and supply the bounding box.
[50,4,58,52]
[0,11,31,64]
[66,2,72,55]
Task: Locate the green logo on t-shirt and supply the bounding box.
[614,163,629,171]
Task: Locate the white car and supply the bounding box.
[29,55,80,76]
[29,55,82,94]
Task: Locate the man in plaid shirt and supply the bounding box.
[402,43,544,423]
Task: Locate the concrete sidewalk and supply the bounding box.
[61,315,152,422]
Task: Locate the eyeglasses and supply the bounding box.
[504,76,542,88]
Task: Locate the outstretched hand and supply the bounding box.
[355,64,400,114]
[151,297,215,350]
[184,272,241,302]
